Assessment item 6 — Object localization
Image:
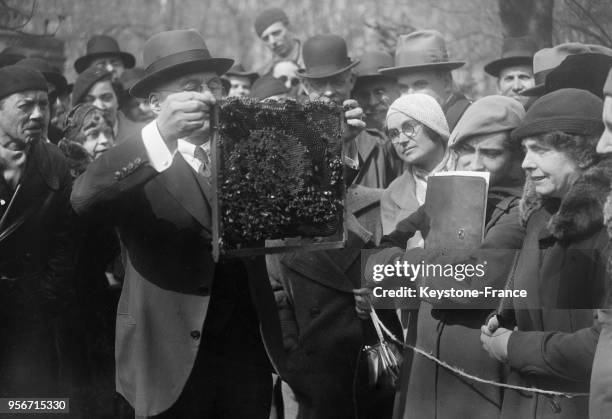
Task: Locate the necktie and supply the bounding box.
[194,146,211,177]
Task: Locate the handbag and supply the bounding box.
[363,308,403,390]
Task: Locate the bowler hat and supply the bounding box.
[521,42,591,96]
[354,51,395,82]
[74,35,135,74]
[484,36,537,77]
[379,30,465,76]
[16,57,69,94]
[130,29,234,98]
[224,64,259,84]
[298,34,359,79]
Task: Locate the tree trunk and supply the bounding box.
[498,0,554,48]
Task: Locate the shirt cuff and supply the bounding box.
[142,120,174,172]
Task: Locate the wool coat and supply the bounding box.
[352,128,404,190]
[498,158,612,419]
[267,185,402,419]
[0,139,77,396]
[369,185,525,419]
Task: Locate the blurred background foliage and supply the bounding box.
[1,0,611,98]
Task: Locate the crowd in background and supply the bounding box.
[1,5,612,419]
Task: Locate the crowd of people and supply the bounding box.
[1,5,612,419]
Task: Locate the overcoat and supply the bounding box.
[498,159,612,419]
[0,139,76,395]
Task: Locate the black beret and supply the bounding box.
[72,66,113,107]
[0,65,47,100]
[254,8,289,37]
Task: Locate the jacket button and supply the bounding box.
[310,308,321,318]
[190,330,201,340]
[197,285,210,295]
[134,157,142,165]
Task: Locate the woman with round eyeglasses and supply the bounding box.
[380,94,450,238]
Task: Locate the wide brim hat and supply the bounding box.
[74,35,136,74]
[130,29,234,98]
[224,64,259,84]
[298,34,359,79]
[521,42,591,97]
[379,30,465,76]
[543,53,612,99]
[484,36,537,77]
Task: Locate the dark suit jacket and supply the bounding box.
[0,139,76,395]
[71,135,285,417]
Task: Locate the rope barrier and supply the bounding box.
[370,310,590,399]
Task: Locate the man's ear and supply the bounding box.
[348,71,357,90]
[148,92,162,115]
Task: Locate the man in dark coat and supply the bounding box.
[379,30,471,131]
[299,34,396,189]
[0,65,76,396]
[267,185,402,419]
[70,29,285,418]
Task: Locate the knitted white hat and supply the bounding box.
[386,93,450,142]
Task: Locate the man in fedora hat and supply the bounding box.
[299,34,397,189]
[254,7,303,75]
[71,29,285,418]
[74,34,135,80]
[521,42,592,98]
[380,30,470,131]
[223,63,259,97]
[484,36,537,106]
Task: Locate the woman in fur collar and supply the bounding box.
[481,88,612,419]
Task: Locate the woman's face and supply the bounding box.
[521,137,580,198]
[85,80,119,125]
[387,114,443,170]
[81,112,115,159]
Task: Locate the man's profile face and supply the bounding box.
[90,54,125,80]
[497,65,534,106]
[260,21,293,58]
[352,77,399,131]
[227,76,252,97]
[302,70,355,105]
[397,70,450,105]
[0,90,49,150]
[85,80,119,126]
[454,132,519,186]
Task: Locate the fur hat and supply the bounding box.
[386,94,450,141]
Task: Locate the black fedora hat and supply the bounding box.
[298,34,359,79]
[16,57,69,94]
[484,36,537,77]
[74,35,136,74]
[130,29,234,98]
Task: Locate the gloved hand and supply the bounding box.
[480,325,512,362]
